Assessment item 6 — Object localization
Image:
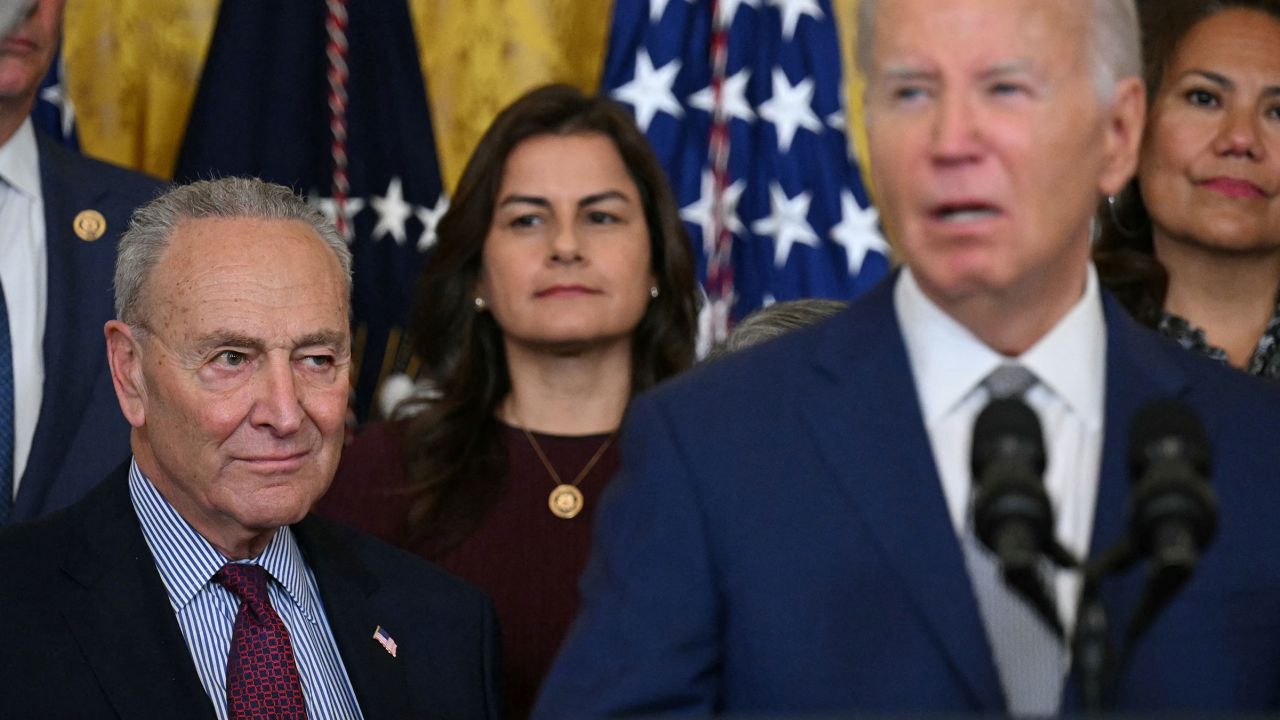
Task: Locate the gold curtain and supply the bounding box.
[64,0,865,191]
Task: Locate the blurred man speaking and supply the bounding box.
[0,178,500,719]
[535,0,1280,716]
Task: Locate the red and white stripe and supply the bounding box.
[325,0,352,240]
[704,0,735,343]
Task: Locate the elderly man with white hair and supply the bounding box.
[533,0,1280,715]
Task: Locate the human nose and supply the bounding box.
[251,355,305,436]
[930,91,983,166]
[548,220,584,265]
[1213,105,1265,160]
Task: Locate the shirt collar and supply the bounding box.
[895,264,1107,426]
[0,118,41,199]
[127,459,322,624]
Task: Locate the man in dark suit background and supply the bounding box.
[535,0,1280,716]
[0,0,164,524]
[0,177,501,719]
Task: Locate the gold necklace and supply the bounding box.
[519,424,616,519]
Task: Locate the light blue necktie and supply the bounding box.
[0,278,13,524]
[965,363,1067,715]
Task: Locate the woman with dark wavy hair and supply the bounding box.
[317,83,699,717]
[1095,0,1280,377]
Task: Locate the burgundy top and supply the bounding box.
[315,420,619,720]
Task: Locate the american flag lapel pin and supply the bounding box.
[372,625,398,658]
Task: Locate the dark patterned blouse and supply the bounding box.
[1158,294,1280,380]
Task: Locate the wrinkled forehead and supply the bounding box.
[868,0,1090,78]
[144,217,350,332]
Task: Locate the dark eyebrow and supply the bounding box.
[1182,70,1280,99]
[498,191,632,210]
[498,194,549,209]
[1185,69,1232,90]
[579,190,630,208]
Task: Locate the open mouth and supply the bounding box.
[931,202,1002,224]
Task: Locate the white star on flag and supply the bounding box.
[415,194,450,251]
[758,67,822,153]
[372,176,413,245]
[309,193,367,244]
[751,182,819,268]
[681,170,746,256]
[766,0,823,41]
[717,0,760,26]
[830,189,888,274]
[39,83,75,139]
[688,68,754,124]
[612,49,683,132]
[649,0,677,23]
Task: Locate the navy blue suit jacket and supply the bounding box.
[11,133,165,522]
[535,275,1280,717]
[0,464,503,719]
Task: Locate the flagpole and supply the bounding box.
[705,0,734,347]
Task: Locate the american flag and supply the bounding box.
[602,0,890,352]
[174,0,446,423]
[372,625,398,657]
[33,44,77,148]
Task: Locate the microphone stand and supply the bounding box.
[1070,540,1135,713]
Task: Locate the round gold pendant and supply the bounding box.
[548,484,584,519]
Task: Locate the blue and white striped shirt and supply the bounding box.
[128,460,365,720]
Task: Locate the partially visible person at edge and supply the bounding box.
[316,83,699,718]
[706,298,849,360]
[0,0,165,525]
[1095,0,1280,379]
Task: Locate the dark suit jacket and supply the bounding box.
[11,133,165,522]
[0,465,503,719]
[534,275,1280,717]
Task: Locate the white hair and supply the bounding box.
[856,0,1141,99]
[115,176,353,326]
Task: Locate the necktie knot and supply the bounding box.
[984,363,1037,399]
[215,563,272,621]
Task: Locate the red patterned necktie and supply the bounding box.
[214,563,308,720]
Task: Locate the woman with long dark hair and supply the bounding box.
[1096,0,1280,376]
[317,83,699,717]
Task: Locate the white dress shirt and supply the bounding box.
[0,118,47,498]
[894,266,1107,635]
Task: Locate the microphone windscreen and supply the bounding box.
[1129,400,1210,477]
[970,397,1046,479]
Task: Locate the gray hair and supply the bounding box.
[707,298,849,360]
[114,177,353,326]
[856,0,1141,100]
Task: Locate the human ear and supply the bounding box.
[105,320,147,428]
[1098,76,1146,197]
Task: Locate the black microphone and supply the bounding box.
[1125,399,1217,644]
[970,397,1068,638]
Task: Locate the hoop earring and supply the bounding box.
[1107,194,1145,239]
[649,286,660,299]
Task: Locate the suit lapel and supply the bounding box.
[15,135,115,515]
[54,470,215,719]
[798,277,1005,710]
[1087,297,1192,660]
[294,517,411,720]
